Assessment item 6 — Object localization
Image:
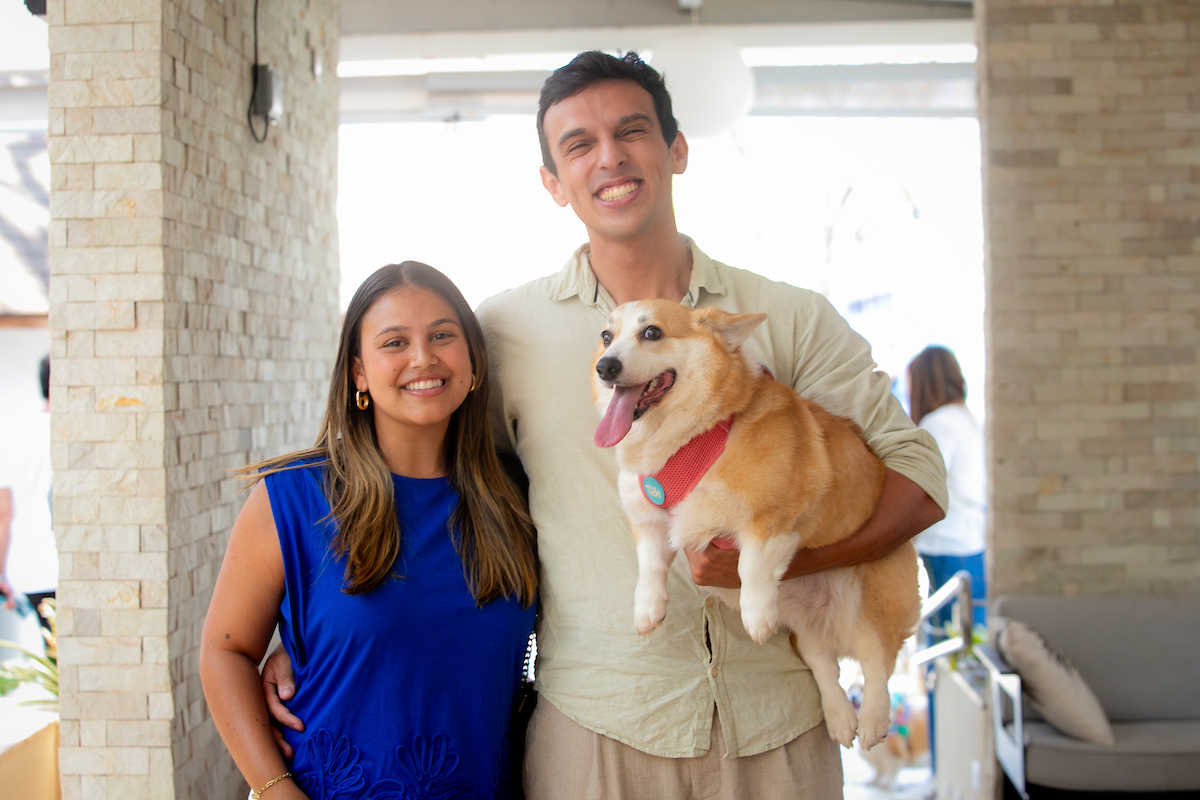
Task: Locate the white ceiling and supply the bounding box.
[340,0,971,37]
[335,1,976,122]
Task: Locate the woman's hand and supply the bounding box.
[262,642,304,757]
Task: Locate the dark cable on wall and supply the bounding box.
[246,0,268,143]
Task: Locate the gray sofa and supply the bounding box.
[978,595,1200,797]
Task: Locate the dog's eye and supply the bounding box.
[601,330,613,347]
[642,326,662,341]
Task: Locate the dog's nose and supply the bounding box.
[596,356,622,383]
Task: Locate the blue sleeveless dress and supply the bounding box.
[265,464,536,800]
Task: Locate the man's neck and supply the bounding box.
[589,229,693,306]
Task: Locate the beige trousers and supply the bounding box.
[523,700,843,800]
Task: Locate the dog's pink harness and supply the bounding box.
[639,417,740,551]
[639,416,733,510]
[638,365,773,552]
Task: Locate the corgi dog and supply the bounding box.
[591,299,920,749]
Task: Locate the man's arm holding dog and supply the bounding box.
[685,468,942,588]
[787,469,944,574]
[688,289,946,588]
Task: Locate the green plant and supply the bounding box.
[0,598,58,711]
[943,619,989,672]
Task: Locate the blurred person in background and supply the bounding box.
[0,354,57,633]
[907,345,986,781]
[907,345,986,629]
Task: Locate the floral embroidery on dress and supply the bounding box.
[294,729,482,800]
[358,777,407,800]
[394,733,476,800]
[296,729,367,799]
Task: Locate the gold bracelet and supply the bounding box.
[251,772,292,799]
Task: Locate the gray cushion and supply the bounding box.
[992,596,1200,722]
[1024,719,1200,791]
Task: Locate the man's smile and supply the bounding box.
[597,180,640,202]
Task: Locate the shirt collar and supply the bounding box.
[548,235,728,310]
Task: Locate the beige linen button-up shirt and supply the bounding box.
[476,237,947,758]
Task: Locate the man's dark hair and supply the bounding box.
[39,354,49,401]
[537,51,679,176]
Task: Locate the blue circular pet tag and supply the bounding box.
[642,475,666,506]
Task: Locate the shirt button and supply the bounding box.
[711,667,718,677]
[704,597,715,608]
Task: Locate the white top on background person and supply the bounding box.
[914,402,985,557]
[906,344,985,559]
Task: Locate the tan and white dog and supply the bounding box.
[591,299,920,749]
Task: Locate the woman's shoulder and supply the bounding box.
[259,455,328,495]
[259,457,336,547]
[259,453,326,474]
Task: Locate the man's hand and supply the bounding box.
[684,545,741,588]
[262,643,304,757]
[685,469,943,587]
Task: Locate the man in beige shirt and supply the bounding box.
[479,52,945,798]
[265,51,946,798]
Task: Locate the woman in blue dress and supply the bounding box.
[200,262,538,800]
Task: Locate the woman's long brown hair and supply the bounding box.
[907,345,967,425]
[242,262,537,606]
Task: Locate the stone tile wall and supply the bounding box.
[47,0,340,797]
[980,0,1200,596]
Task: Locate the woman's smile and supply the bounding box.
[401,377,449,394]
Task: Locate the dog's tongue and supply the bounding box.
[594,384,644,448]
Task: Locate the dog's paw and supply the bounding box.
[824,702,859,749]
[633,590,668,635]
[856,707,891,751]
[634,607,666,635]
[740,605,779,644]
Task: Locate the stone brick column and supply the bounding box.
[46,1,340,798]
[980,0,1200,596]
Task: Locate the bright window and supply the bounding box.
[338,113,985,417]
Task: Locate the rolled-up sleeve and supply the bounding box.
[787,292,949,513]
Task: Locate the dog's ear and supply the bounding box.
[694,309,767,353]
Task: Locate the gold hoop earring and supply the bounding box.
[355,390,370,410]
[469,374,477,393]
